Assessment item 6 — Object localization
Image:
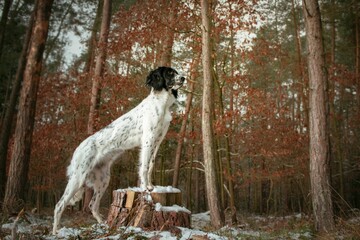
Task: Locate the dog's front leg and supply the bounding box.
[147,129,168,190]
[139,135,156,190]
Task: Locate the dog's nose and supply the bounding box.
[180,77,185,82]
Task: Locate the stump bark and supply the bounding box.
[107,187,191,231]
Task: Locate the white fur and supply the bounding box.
[52,74,182,235]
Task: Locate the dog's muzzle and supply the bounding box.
[172,76,185,90]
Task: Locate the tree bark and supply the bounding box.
[172,54,199,187]
[200,0,224,228]
[107,189,190,230]
[84,0,103,73]
[355,2,360,108]
[158,0,176,67]
[2,0,53,214]
[302,0,335,233]
[0,0,13,60]
[84,0,112,212]
[0,1,36,200]
[291,0,308,131]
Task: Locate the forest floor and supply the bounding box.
[1,207,360,239]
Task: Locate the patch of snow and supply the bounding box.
[191,211,211,229]
[2,221,40,234]
[90,223,108,234]
[289,231,313,239]
[179,227,227,240]
[154,203,191,214]
[121,226,226,240]
[348,217,360,224]
[96,234,122,240]
[239,230,262,238]
[124,226,177,240]
[117,185,181,193]
[126,186,143,192]
[120,227,177,240]
[56,227,82,238]
[152,185,181,193]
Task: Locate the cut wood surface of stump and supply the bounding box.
[107,186,191,231]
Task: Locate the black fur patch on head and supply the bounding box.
[146,67,178,91]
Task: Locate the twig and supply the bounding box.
[11,208,25,240]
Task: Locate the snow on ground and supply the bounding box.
[1,209,359,239]
[119,185,181,193]
[154,202,191,214]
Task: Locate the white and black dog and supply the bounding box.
[53,67,185,234]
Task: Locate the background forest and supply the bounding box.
[0,0,359,237]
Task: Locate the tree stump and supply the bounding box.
[107,186,191,231]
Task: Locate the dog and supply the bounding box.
[52,67,185,234]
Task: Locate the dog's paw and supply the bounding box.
[146,183,154,191]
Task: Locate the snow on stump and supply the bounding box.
[107,186,191,231]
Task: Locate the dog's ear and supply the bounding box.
[146,69,165,91]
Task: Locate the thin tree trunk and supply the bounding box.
[2,0,53,214]
[355,2,360,108]
[226,25,237,224]
[0,1,36,200]
[43,0,75,63]
[328,0,345,200]
[291,0,308,130]
[200,0,224,228]
[0,0,13,60]
[87,0,111,134]
[218,86,237,223]
[172,54,199,187]
[84,0,103,73]
[302,0,335,233]
[84,0,112,212]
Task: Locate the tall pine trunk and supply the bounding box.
[158,0,175,67]
[356,2,360,108]
[84,0,103,73]
[0,0,13,60]
[2,0,53,214]
[302,0,335,233]
[83,0,112,212]
[0,2,35,200]
[200,0,224,228]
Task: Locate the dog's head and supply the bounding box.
[146,67,185,93]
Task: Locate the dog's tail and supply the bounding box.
[69,187,85,205]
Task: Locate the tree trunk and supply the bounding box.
[291,0,308,131]
[214,66,237,223]
[200,0,224,228]
[172,54,199,187]
[2,0,53,214]
[84,0,112,212]
[107,189,190,230]
[355,2,360,108]
[43,0,75,64]
[0,0,13,61]
[302,0,335,233]
[0,1,36,200]
[158,0,175,67]
[84,0,103,73]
